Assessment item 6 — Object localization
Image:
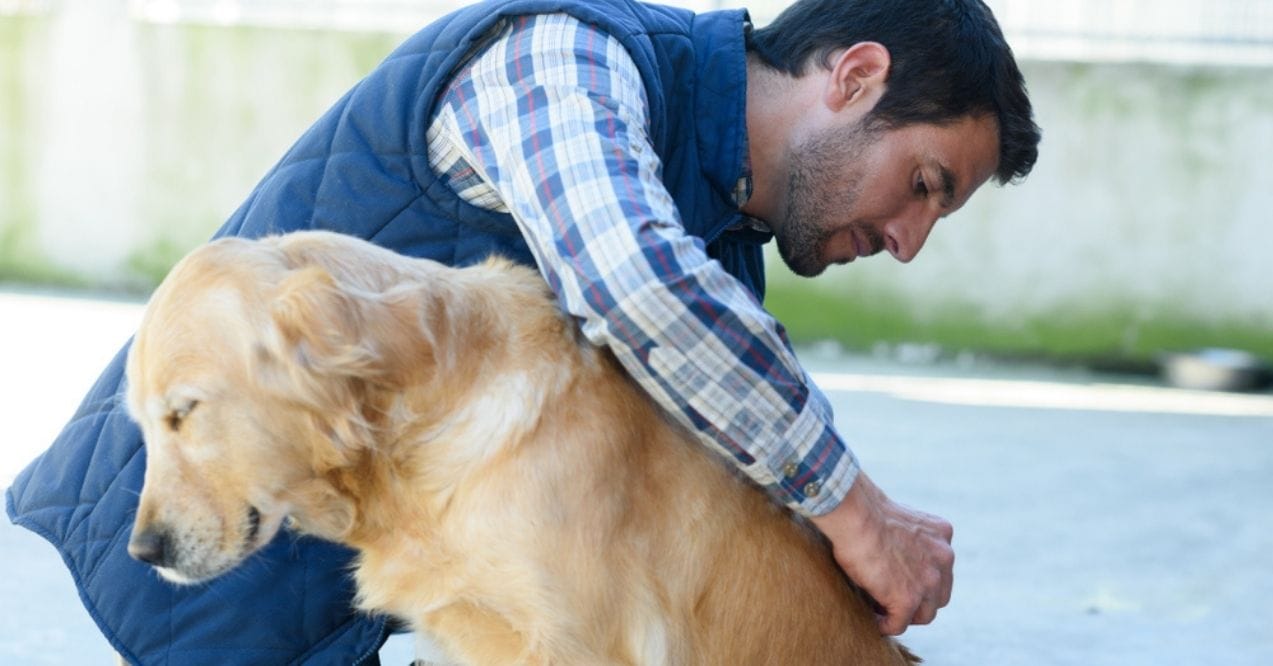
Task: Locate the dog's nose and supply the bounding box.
[128,527,172,567]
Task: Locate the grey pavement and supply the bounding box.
[3,290,1271,665]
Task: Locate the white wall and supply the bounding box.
[3,5,1271,352]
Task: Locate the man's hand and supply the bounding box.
[809,471,954,636]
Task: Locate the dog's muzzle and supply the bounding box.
[128,526,173,568]
[246,505,262,544]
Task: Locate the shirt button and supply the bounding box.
[804,481,822,498]
[782,461,799,479]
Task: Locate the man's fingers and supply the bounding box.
[810,473,956,636]
[875,544,953,636]
[936,542,955,607]
[930,515,954,543]
[939,560,955,607]
[940,518,954,543]
[918,513,954,544]
[938,574,954,608]
[910,598,940,626]
[876,590,926,636]
[878,589,945,635]
[877,610,911,637]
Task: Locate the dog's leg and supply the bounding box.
[411,631,460,666]
[422,602,555,666]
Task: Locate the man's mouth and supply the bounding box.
[848,227,875,262]
[852,226,884,260]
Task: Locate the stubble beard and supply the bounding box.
[775,121,883,277]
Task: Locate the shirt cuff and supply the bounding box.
[750,404,861,517]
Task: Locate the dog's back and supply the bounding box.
[265,231,923,664]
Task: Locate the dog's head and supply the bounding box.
[124,233,451,583]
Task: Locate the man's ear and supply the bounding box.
[823,42,891,112]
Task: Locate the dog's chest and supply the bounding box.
[351,543,459,621]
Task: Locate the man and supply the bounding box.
[7,0,1039,662]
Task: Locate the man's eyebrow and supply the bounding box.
[938,165,957,210]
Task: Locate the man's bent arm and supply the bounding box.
[427,13,857,514]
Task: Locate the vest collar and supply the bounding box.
[689,10,773,246]
[691,9,752,216]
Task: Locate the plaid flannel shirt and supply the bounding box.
[425,13,859,515]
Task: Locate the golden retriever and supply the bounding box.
[125,230,918,665]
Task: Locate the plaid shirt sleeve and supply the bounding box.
[426,13,859,516]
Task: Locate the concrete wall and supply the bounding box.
[2,8,1270,359]
[1,8,401,288]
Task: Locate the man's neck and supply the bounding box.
[742,55,807,228]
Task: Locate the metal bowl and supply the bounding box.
[1160,348,1272,392]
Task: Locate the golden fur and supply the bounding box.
[126,231,918,665]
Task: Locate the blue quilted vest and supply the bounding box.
[5,1,768,663]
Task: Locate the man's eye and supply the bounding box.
[915,176,929,196]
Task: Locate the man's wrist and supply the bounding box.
[810,470,882,542]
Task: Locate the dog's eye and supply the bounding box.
[164,400,199,432]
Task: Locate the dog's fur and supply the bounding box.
[126,231,918,665]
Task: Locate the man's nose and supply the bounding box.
[883,211,939,263]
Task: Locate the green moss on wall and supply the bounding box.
[120,22,405,292]
[0,16,85,289]
[766,280,1273,365]
[0,221,91,289]
[1,16,37,261]
[125,235,195,292]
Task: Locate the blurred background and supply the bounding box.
[2,2,1272,664]
[2,0,1271,368]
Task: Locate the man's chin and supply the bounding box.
[775,245,824,277]
[780,252,830,278]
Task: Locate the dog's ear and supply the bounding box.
[258,265,435,460]
[267,266,379,379]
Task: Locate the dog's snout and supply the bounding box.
[128,527,173,567]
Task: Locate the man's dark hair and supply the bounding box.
[748,0,1041,184]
